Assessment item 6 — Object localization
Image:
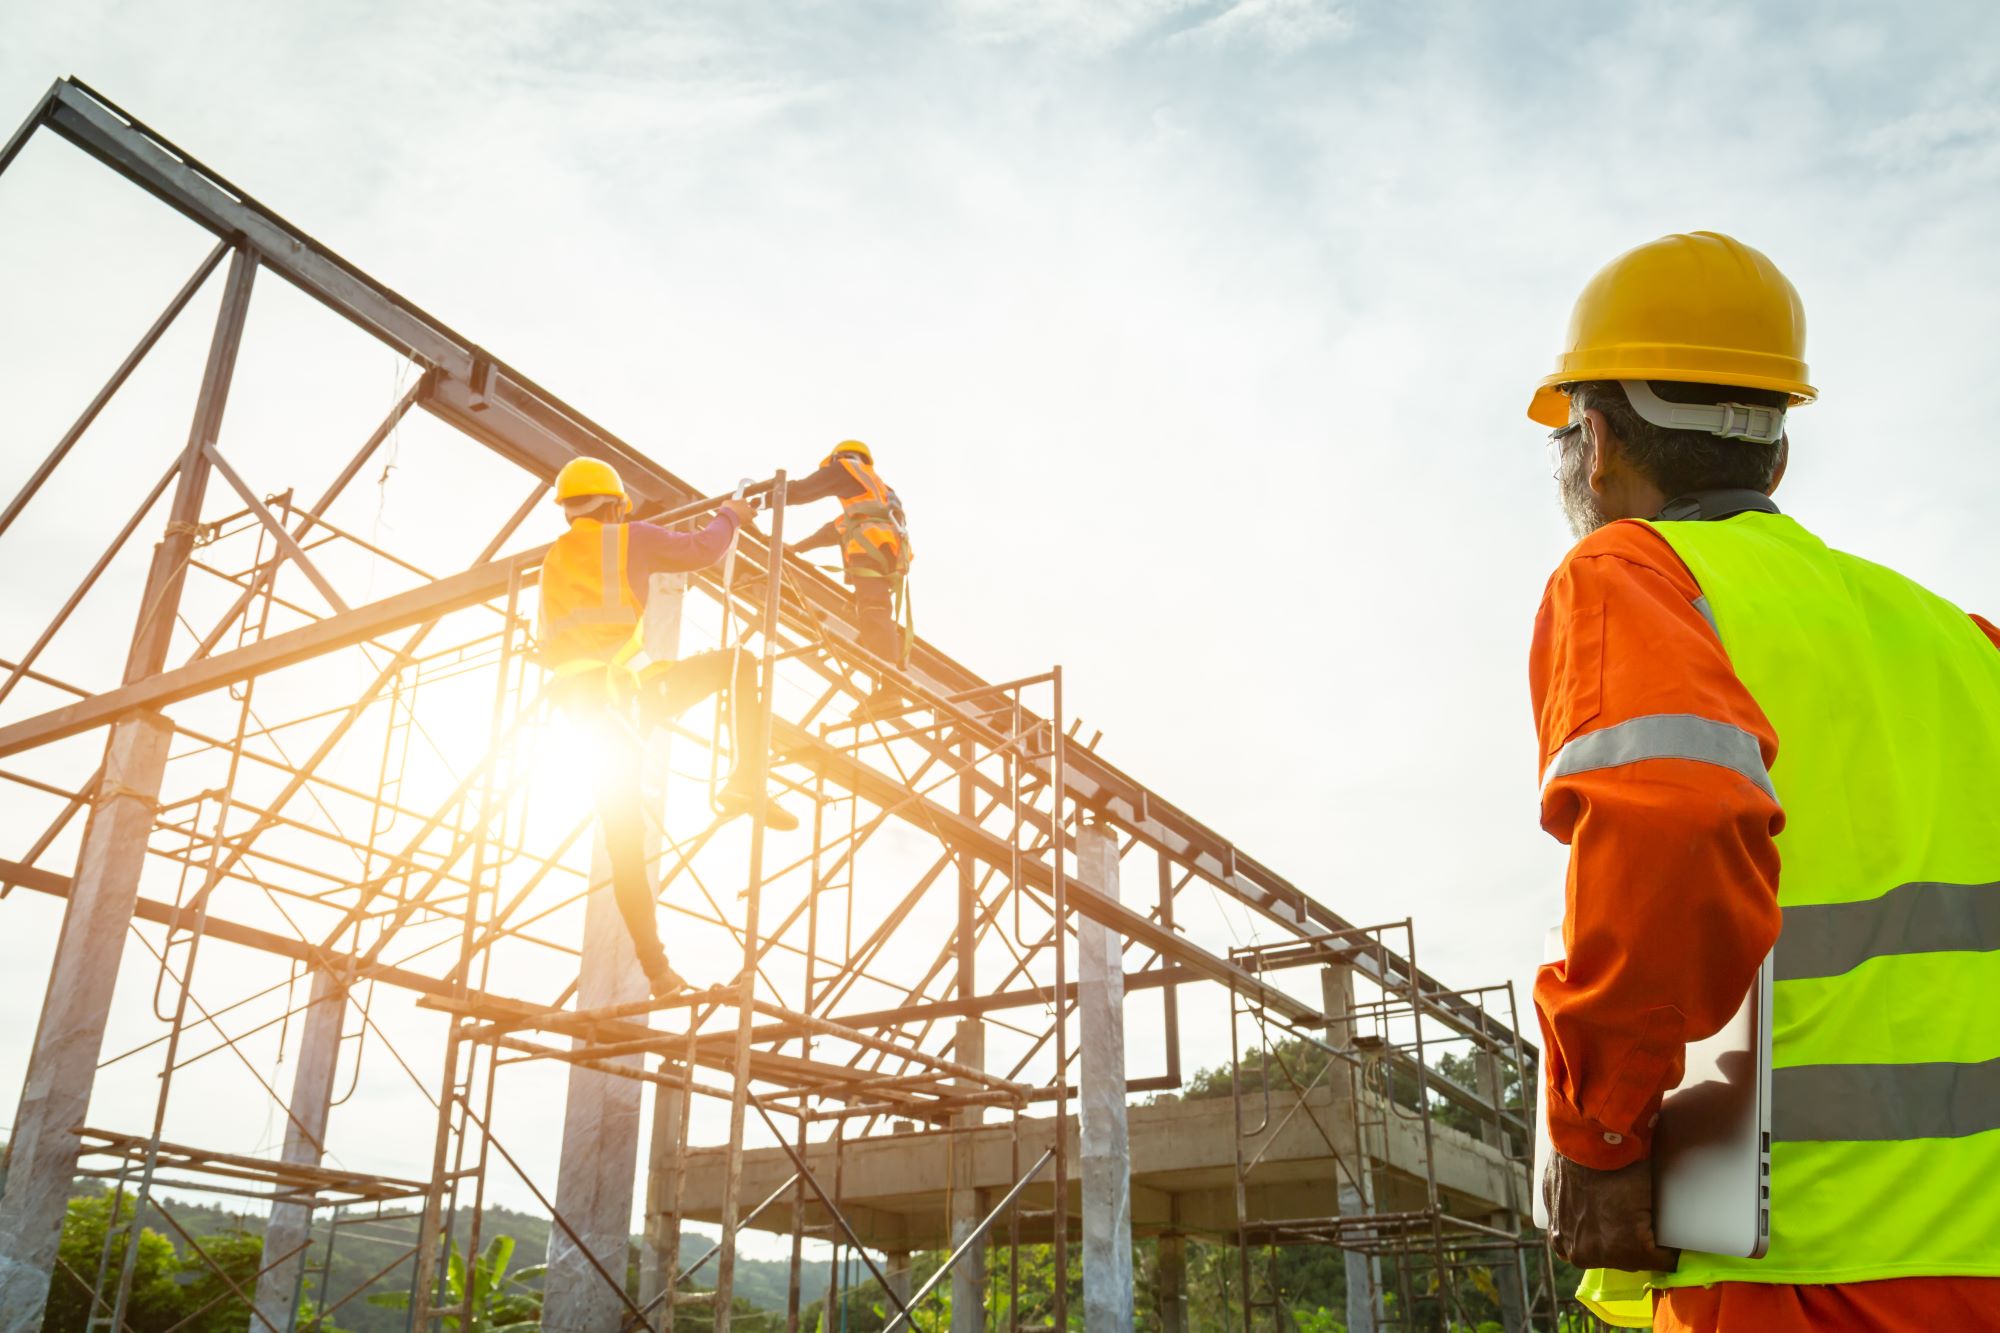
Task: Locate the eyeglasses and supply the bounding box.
[1547,421,1584,479]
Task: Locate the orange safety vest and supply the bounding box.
[832,457,911,580]
[536,518,643,670]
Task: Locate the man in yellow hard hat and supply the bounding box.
[1528,232,2000,1330]
[787,440,914,717]
[539,456,798,998]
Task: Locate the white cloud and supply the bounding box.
[1182,0,1354,53]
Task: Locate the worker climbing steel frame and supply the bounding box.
[0,78,1543,1331]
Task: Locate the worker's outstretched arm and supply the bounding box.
[785,461,860,508]
[624,510,742,587]
[790,520,841,555]
[1530,520,1784,1171]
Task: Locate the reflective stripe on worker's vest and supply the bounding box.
[833,457,910,578]
[1542,712,1776,801]
[1691,594,1718,635]
[1639,509,2000,1288]
[542,524,632,634]
[1775,880,2000,981]
[1773,1056,2000,1142]
[536,519,647,670]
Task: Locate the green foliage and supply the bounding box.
[44,1189,185,1332]
[367,1235,543,1331]
[40,1191,368,1333]
[172,1228,266,1333]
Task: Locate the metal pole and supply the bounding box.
[712,471,786,1330]
[881,1149,1053,1333]
[1047,667,1068,1333]
[0,240,228,541]
[951,737,986,1333]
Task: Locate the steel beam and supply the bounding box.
[777,722,1321,1026]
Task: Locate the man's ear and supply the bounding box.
[1583,407,1618,498]
[1768,435,1789,496]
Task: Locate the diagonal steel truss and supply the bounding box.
[0,77,1549,1332]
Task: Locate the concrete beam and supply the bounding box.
[661,1083,1526,1249]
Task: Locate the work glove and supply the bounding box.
[1542,1152,1678,1272]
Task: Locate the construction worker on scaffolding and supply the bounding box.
[786,439,913,719]
[538,457,799,999]
[1529,231,2000,1331]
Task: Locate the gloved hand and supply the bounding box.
[719,497,756,528]
[1543,1153,1678,1272]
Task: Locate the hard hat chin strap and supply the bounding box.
[1621,380,1786,444]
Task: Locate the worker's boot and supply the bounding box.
[716,776,801,833]
[849,685,906,724]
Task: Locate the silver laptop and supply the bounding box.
[1532,926,1771,1259]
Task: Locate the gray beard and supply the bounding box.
[1557,434,1609,540]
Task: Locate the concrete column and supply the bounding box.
[1155,1234,1188,1333]
[546,576,684,1331]
[254,968,347,1327]
[882,1251,912,1309]
[543,839,648,1330]
[637,573,691,1318]
[1322,964,1377,1333]
[0,246,256,1333]
[0,715,172,1328]
[1075,824,1132,1332]
[1473,1049,1528,1333]
[949,1017,986,1333]
[950,741,986,1333]
[639,1083,686,1310]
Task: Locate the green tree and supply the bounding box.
[172,1228,264,1333]
[368,1235,544,1331]
[43,1188,185,1333]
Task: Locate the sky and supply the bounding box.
[3,0,1999,1266]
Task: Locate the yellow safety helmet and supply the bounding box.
[822,439,874,468]
[1528,231,1816,428]
[553,457,628,510]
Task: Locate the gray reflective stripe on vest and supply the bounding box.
[1691,595,1718,635]
[1775,880,2000,981]
[1773,1055,2000,1142]
[545,524,639,635]
[1543,713,1776,802]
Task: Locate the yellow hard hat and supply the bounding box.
[554,457,627,508]
[824,439,873,466]
[1527,231,1816,428]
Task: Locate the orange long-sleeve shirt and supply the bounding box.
[1529,518,2000,1332]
